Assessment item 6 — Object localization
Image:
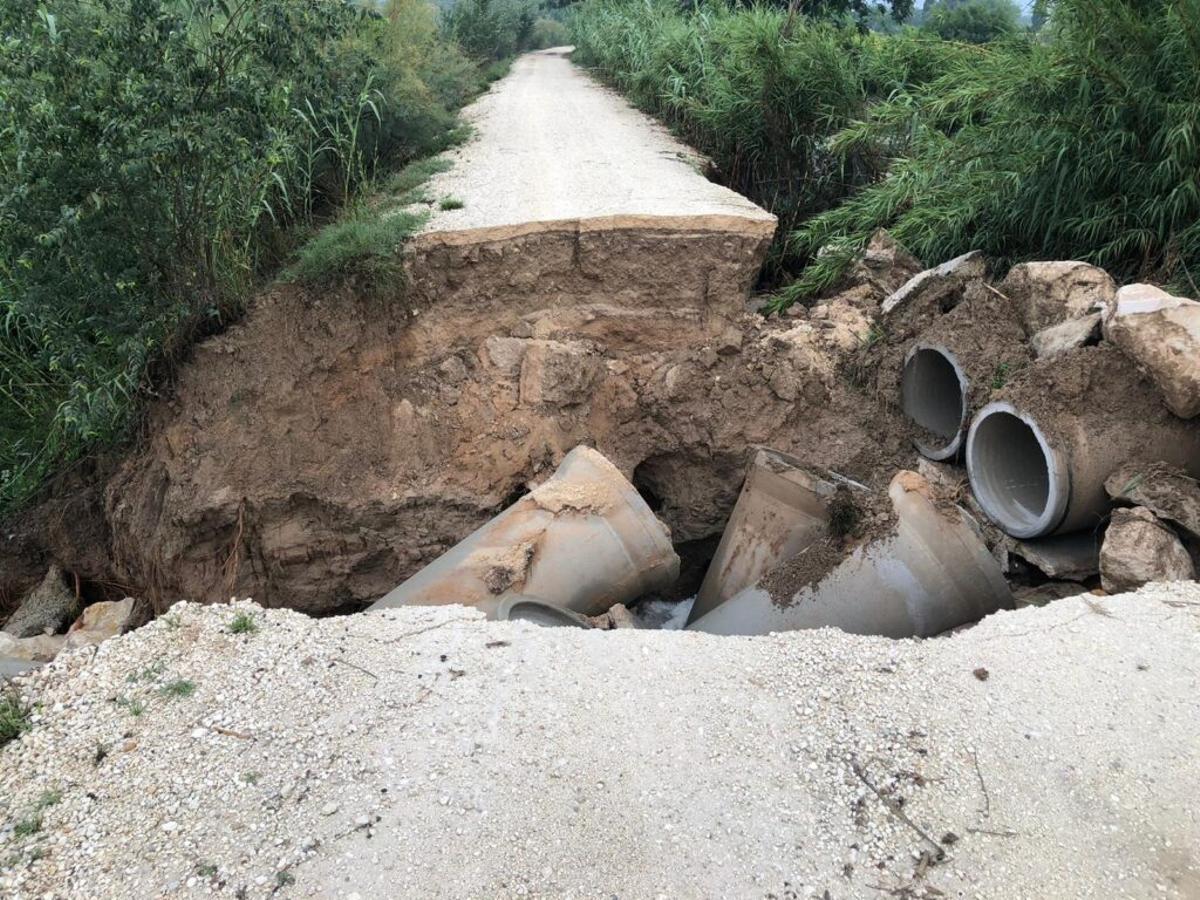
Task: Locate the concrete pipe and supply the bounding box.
[687,471,1013,638]
[900,345,970,460]
[493,596,593,628]
[688,448,863,625]
[369,445,679,618]
[965,346,1200,539]
[899,289,1029,461]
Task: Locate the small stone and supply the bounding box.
[320,802,339,817]
[161,821,179,833]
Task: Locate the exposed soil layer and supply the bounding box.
[0,219,922,617]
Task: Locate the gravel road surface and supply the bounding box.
[2,586,1198,898]
[414,47,775,241]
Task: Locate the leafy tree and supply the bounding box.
[921,0,1020,42]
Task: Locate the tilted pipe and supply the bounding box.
[965,346,1200,539]
[369,445,679,618]
[688,448,864,625]
[899,289,1030,461]
[687,471,1013,638]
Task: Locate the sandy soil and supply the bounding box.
[2,585,1198,898]
[414,48,776,240]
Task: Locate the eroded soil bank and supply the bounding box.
[1,218,923,617]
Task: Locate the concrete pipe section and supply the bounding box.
[369,445,679,620]
[965,348,1200,539]
[900,345,969,460]
[688,448,864,625]
[688,470,1013,638]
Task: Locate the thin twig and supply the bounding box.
[971,750,991,819]
[850,758,946,861]
[210,725,253,740]
[333,658,379,681]
[379,617,475,643]
[967,827,1018,838]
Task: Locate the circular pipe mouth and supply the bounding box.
[496,597,593,629]
[900,346,968,461]
[965,402,1069,539]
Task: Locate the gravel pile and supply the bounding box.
[2,586,1198,898]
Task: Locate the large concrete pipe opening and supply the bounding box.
[965,403,1069,539]
[900,346,968,460]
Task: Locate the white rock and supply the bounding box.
[1030,312,1101,360]
[1099,506,1195,593]
[1103,284,1200,418]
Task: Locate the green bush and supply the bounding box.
[444,0,538,61]
[789,0,1200,301]
[531,16,571,48]
[0,0,485,515]
[921,0,1021,43]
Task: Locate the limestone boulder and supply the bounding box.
[0,630,66,662]
[3,563,80,639]
[64,598,137,650]
[1099,507,1194,593]
[1030,312,1101,360]
[881,250,986,316]
[999,261,1116,333]
[1102,284,1200,418]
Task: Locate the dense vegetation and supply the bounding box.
[0,0,531,515]
[572,0,1200,306]
[570,0,969,280]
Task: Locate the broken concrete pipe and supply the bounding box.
[689,448,867,625]
[965,348,1200,539]
[368,445,680,621]
[687,468,1012,638]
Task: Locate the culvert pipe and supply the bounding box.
[900,345,970,460]
[688,448,863,625]
[964,346,1200,539]
[687,470,1012,637]
[369,445,679,618]
[898,289,1029,461]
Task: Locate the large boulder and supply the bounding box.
[0,631,66,662]
[2,563,80,639]
[999,261,1116,334]
[64,598,137,650]
[1099,506,1194,593]
[1103,284,1200,418]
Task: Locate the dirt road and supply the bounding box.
[414,47,775,242]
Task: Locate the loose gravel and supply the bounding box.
[2,585,1198,898]
[414,47,776,238]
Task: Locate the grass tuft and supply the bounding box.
[0,687,30,748]
[228,611,258,635]
[13,815,42,838]
[287,209,426,289]
[159,679,196,699]
[439,197,465,211]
